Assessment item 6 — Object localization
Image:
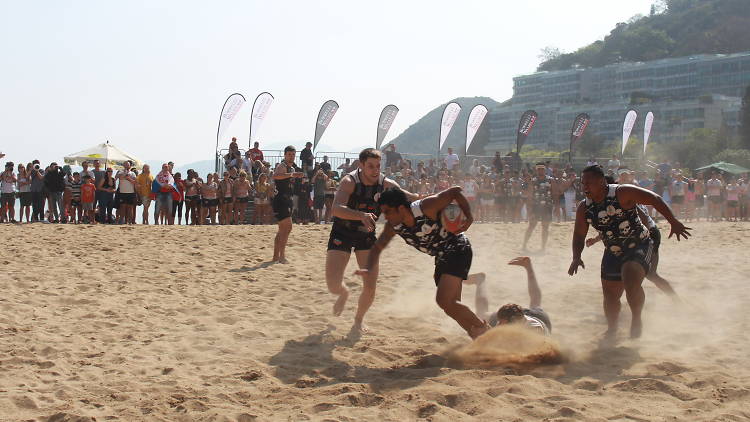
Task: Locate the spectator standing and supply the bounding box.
[312,168,327,224]
[30,161,45,222]
[17,164,32,223]
[43,162,65,223]
[70,172,82,223]
[444,147,460,171]
[136,164,154,224]
[80,161,95,180]
[320,156,332,173]
[300,142,315,177]
[606,155,620,173]
[173,172,185,225]
[116,161,137,225]
[254,172,270,225]
[97,168,116,223]
[155,163,175,225]
[384,144,402,170]
[1,162,17,223]
[80,175,97,224]
[706,171,723,221]
[249,141,264,162]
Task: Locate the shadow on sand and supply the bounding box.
[267,325,443,392]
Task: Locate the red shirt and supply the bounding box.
[249,148,264,162]
[81,183,96,203]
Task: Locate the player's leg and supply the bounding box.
[273,216,293,262]
[326,249,351,316]
[463,273,488,318]
[436,274,486,338]
[621,260,647,338]
[353,249,378,331]
[601,279,624,338]
[522,217,537,249]
[541,220,550,251]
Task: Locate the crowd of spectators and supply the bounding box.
[2,143,749,225]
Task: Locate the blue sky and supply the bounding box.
[0,0,654,166]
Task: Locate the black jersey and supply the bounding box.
[331,169,385,236]
[531,175,553,204]
[585,184,650,256]
[275,162,300,197]
[392,200,469,258]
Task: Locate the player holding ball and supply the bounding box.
[355,186,490,339]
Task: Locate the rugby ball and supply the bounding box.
[441,202,465,233]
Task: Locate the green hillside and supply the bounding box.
[539,0,750,71]
[385,97,503,155]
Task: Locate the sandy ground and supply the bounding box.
[1,221,749,422]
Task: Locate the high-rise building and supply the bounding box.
[488,52,750,152]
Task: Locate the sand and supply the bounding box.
[1,221,749,421]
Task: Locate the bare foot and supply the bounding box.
[277,257,289,264]
[630,318,642,339]
[333,287,349,316]
[508,256,531,266]
[352,319,369,334]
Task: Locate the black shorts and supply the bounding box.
[727,200,739,208]
[601,238,654,281]
[19,192,32,207]
[327,229,376,252]
[313,196,325,210]
[186,195,200,203]
[709,196,722,204]
[235,196,249,203]
[695,195,705,207]
[649,227,661,252]
[434,242,473,285]
[1,193,15,206]
[531,203,552,222]
[272,195,293,221]
[203,198,218,207]
[119,192,136,205]
[672,195,684,205]
[71,199,81,207]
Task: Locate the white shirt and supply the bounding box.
[706,178,722,196]
[116,170,136,193]
[1,171,16,193]
[81,169,95,180]
[607,159,620,169]
[445,154,460,170]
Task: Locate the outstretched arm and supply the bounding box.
[617,185,691,241]
[355,224,395,277]
[508,257,541,308]
[384,178,420,201]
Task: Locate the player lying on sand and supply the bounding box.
[355,186,490,339]
[465,256,551,336]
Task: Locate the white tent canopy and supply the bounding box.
[64,141,143,169]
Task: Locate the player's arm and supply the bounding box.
[331,175,376,229]
[617,185,691,241]
[568,201,589,276]
[272,164,292,180]
[524,260,542,309]
[383,178,420,201]
[420,186,473,231]
[355,224,395,277]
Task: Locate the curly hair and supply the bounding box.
[496,303,525,324]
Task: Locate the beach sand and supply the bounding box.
[1,221,749,421]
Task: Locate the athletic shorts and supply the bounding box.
[327,229,376,252]
[649,227,661,252]
[313,196,325,210]
[71,199,81,207]
[222,196,233,204]
[524,307,553,333]
[709,196,722,204]
[672,195,684,205]
[82,202,94,211]
[1,193,15,206]
[186,195,200,203]
[202,198,218,207]
[434,241,473,286]
[272,194,293,221]
[235,196,249,203]
[531,203,553,222]
[119,192,136,205]
[695,195,705,207]
[727,200,739,208]
[600,238,654,281]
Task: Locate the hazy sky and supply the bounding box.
[0,0,654,166]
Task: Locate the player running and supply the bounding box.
[355,186,489,339]
[326,148,417,332]
[568,165,691,339]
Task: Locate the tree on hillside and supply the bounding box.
[741,86,750,150]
